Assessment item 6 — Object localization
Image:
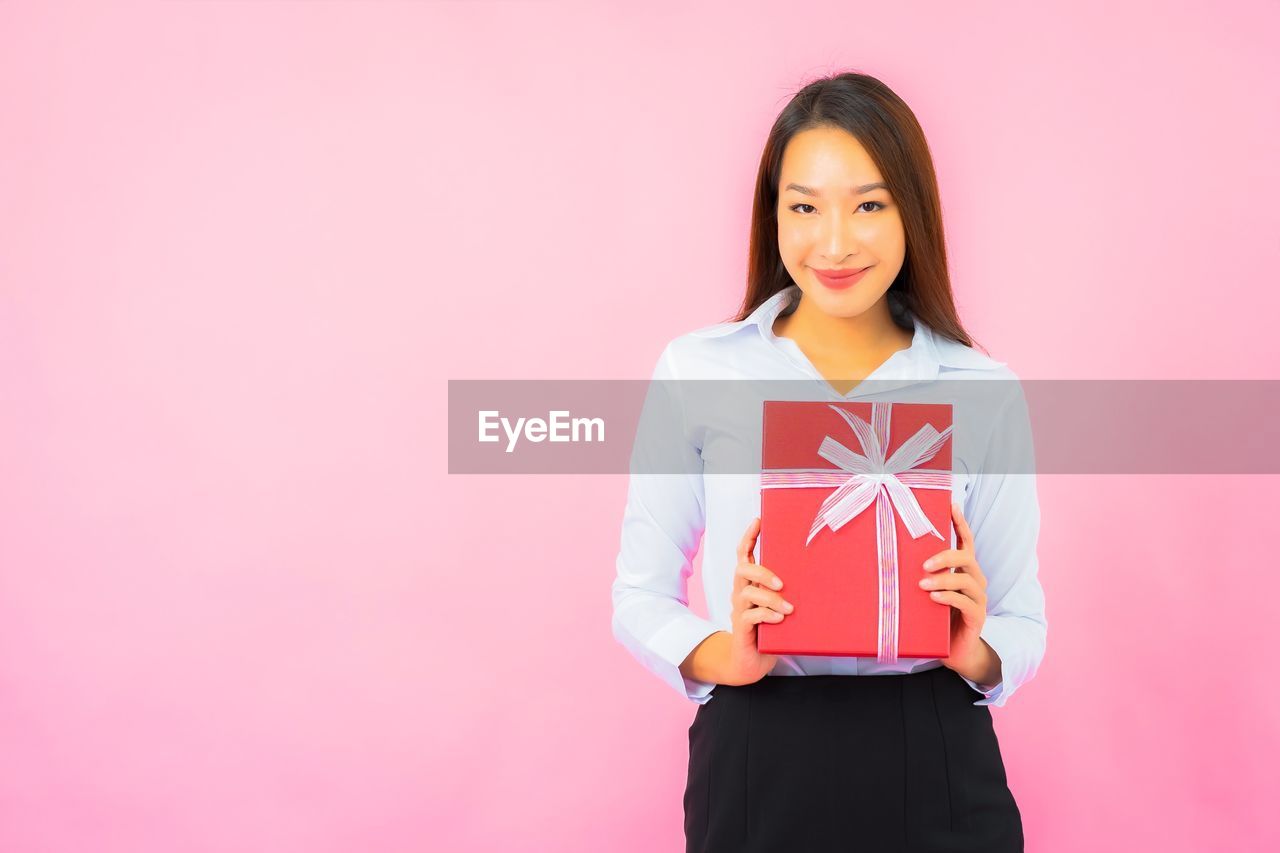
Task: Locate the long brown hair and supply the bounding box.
[731,71,984,352]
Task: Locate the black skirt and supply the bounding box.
[683,664,1024,853]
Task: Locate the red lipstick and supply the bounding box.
[813,265,872,290]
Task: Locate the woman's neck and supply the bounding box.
[773,292,911,357]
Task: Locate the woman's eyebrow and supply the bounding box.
[784,182,888,196]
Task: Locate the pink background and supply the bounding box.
[3,1,1277,850]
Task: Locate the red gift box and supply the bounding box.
[757,400,955,660]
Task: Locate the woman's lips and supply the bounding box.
[813,265,872,290]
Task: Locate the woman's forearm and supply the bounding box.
[680,631,730,684]
[680,631,1002,691]
[952,638,1003,690]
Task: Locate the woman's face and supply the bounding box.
[776,126,906,320]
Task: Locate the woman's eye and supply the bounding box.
[787,201,886,214]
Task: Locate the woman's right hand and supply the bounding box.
[721,516,793,686]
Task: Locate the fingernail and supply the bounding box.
[771,578,782,589]
[782,602,794,613]
[923,559,935,569]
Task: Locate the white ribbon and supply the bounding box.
[760,402,953,661]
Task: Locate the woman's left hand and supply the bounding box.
[919,502,988,676]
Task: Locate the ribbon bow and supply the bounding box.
[760,401,953,661]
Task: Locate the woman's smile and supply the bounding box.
[812,264,873,290]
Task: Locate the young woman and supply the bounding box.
[611,72,1045,852]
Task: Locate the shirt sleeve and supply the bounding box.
[610,342,722,704]
[955,375,1047,708]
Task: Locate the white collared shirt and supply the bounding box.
[611,284,1046,707]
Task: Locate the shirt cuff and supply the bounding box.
[647,614,723,704]
[958,672,1005,705]
[956,620,1014,707]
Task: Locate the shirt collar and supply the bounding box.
[693,284,1006,375]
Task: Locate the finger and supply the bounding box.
[740,562,783,591]
[934,537,988,590]
[742,584,794,614]
[952,502,975,552]
[922,549,975,572]
[927,589,983,623]
[926,559,987,593]
[930,578,986,610]
[733,518,761,597]
[737,517,761,566]
[745,604,786,625]
[963,557,988,590]
[919,572,979,597]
